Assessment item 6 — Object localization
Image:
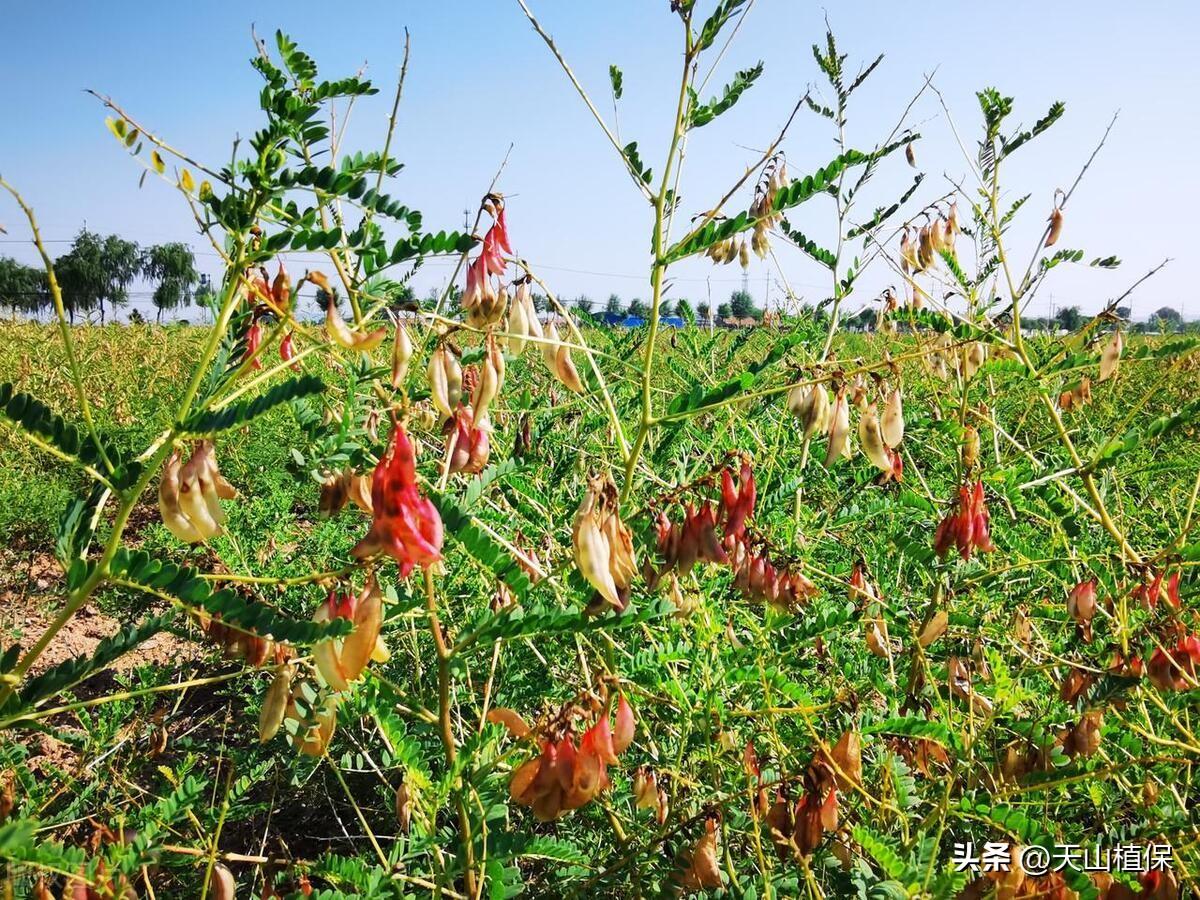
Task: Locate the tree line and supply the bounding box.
[0,229,202,323]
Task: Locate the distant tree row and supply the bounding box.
[0,229,200,322]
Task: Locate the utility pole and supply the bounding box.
[462,207,471,232]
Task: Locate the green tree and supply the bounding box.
[574,294,594,314]
[729,289,758,320]
[605,294,622,316]
[697,301,711,319]
[55,229,142,323]
[1054,305,1082,332]
[627,298,647,318]
[0,257,48,315]
[143,243,198,323]
[1154,306,1183,332]
[717,302,732,318]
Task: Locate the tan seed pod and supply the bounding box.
[507,283,530,355]
[323,289,386,351]
[572,485,619,609]
[1098,329,1123,382]
[159,450,204,543]
[858,404,893,474]
[259,664,294,743]
[865,618,891,660]
[391,320,413,388]
[823,390,851,468]
[555,340,586,394]
[680,819,723,891]
[881,388,904,448]
[917,610,949,647]
[962,425,980,470]
[210,864,237,900]
[395,779,413,835]
[738,238,750,269]
[1046,206,1064,247]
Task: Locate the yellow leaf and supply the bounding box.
[105,116,126,140]
[199,180,213,200]
[124,128,139,148]
[151,151,165,175]
[180,169,195,193]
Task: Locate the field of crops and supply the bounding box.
[2,5,1199,900]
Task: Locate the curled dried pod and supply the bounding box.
[427,345,463,421]
[787,382,830,441]
[679,819,724,892]
[317,274,385,352]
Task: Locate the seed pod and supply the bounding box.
[541,320,562,371]
[946,202,958,236]
[787,382,830,441]
[507,283,530,355]
[917,610,949,647]
[858,404,893,474]
[573,487,620,609]
[880,388,904,447]
[962,341,986,380]
[962,425,980,470]
[346,469,373,514]
[159,450,204,543]
[391,321,413,388]
[865,618,891,660]
[1098,329,1123,382]
[906,142,916,167]
[272,263,292,311]
[259,663,294,743]
[680,819,724,891]
[323,287,386,352]
[552,326,586,394]
[427,346,463,420]
[339,578,384,684]
[472,336,506,423]
[738,238,750,269]
[917,223,935,270]
[395,779,413,835]
[823,390,851,468]
[827,730,862,792]
[633,767,658,809]
[613,694,635,754]
[1046,206,1064,247]
[211,864,237,900]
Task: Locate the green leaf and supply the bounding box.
[608,64,623,100]
[1092,396,1200,470]
[109,548,348,646]
[1000,100,1066,159]
[665,150,868,263]
[864,716,963,752]
[621,141,653,185]
[180,375,324,434]
[428,490,533,603]
[779,220,836,268]
[696,0,748,51]
[689,62,763,128]
[0,383,140,489]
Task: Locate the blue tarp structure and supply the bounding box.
[597,313,685,328]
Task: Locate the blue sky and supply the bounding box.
[2,1,1197,320]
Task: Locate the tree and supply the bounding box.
[729,289,757,320]
[1054,305,1082,332]
[1154,306,1182,331]
[717,302,732,319]
[1115,305,1132,321]
[605,294,622,316]
[697,302,711,320]
[0,257,48,315]
[627,298,647,318]
[574,295,594,314]
[54,229,142,323]
[143,243,198,323]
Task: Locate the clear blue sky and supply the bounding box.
[2,1,1197,321]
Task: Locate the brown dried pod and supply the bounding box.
[395,779,413,835]
[259,664,295,743]
[211,864,238,900]
[1046,205,1064,247]
[679,819,724,892]
[917,610,949,647]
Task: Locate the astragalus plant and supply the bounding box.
[0,4,1198,899]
